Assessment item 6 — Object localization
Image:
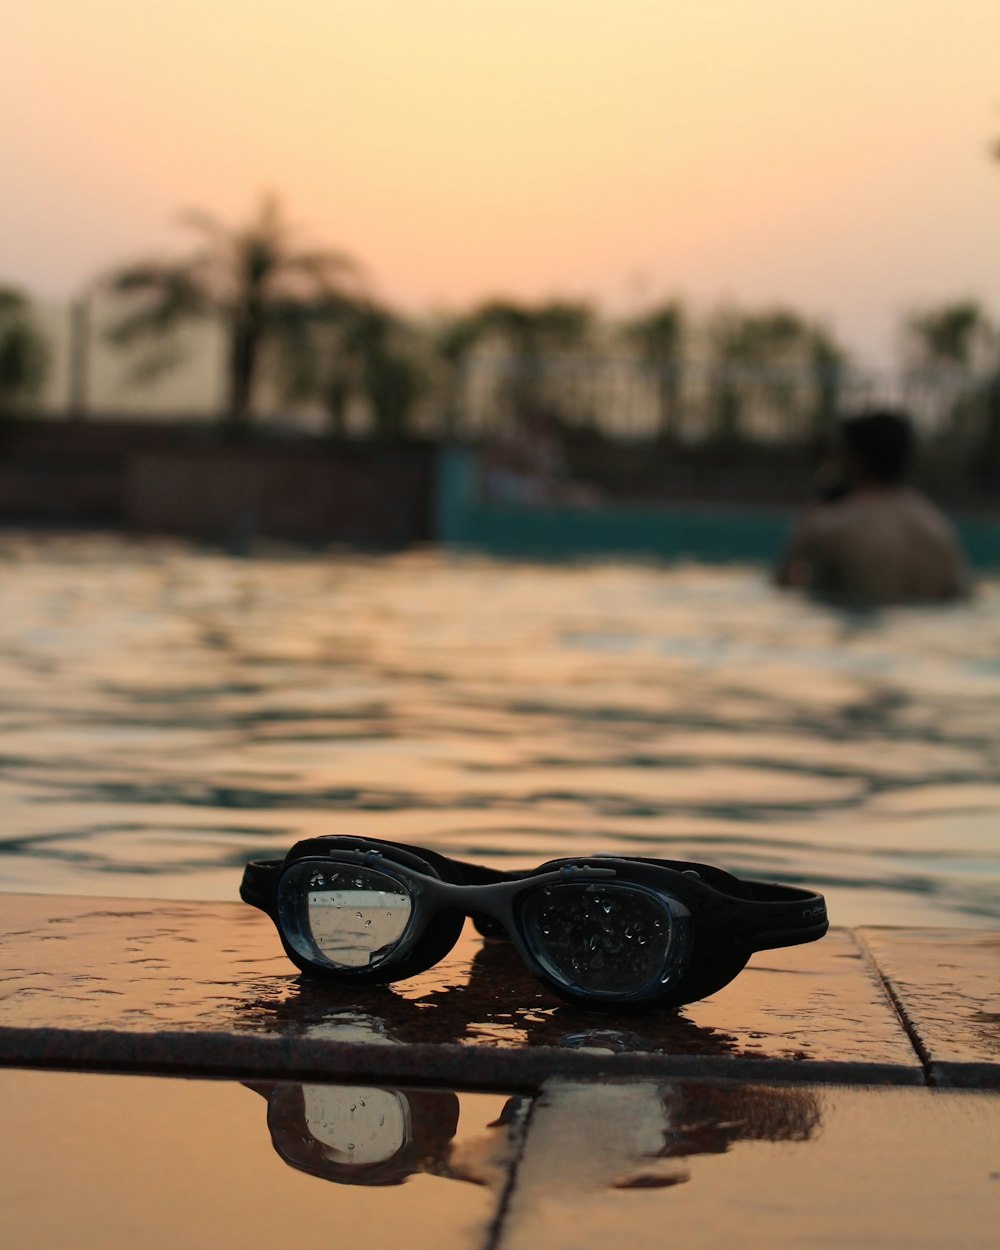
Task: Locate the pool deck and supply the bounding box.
[1,895,998,1248]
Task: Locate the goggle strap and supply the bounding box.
[607,854,754,898]
[736,880,829,951]
[240,859,283,914]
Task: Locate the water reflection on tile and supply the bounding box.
[250,1077,821,1197]
[500,1082,1000,1250]
[10,1067,992,1250]
[0,1068,512,1250]
[250,1080,527,1189]
[511,1078,823,1194]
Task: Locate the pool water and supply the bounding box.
[0,532,997,928]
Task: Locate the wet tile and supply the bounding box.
[498,1079,1000,1250]
[0,896,919,1083]
[0,1068,516,1250]
[859,927,1000,1087]
[682,927,917,1072]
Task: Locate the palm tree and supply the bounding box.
[905,301,991,371]
[277,302,428,439]
[428,299,594,437]
[904,300,994,437]
[433,311,486,436]
[353,310,429,439]
[704,308,774,442]
[705,307,839,443]
[622,302,686,439]
[475,299,594,426]
[804,324,849,440]
[105,196,362,430]
[0,287,49,418]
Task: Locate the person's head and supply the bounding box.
[840,409,915,485]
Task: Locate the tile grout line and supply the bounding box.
[480,1090,540,1250]
[854,929,936,1087]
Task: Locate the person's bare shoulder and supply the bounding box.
[896,489,973,598]
[774,502,841,588]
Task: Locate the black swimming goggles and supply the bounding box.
[241,836,828,1009]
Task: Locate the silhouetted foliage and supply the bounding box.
[277,302,428,438]
[906,301,992,369]
[105,196,362,429]
[904,300,998,452]
[622,302,686,439]
[705,307,847,443]
[0,287,49,417]
[472,298,595,427]
[806,325,849,438]
[349,308,428,439]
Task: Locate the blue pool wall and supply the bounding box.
[436,447,1000,567]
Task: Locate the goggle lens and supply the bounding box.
[278,861,413,971]
[520,882,677,998]
[302,1086,409,1164]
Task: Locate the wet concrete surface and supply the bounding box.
[858,928,1000,1087]
[1,1068,997,1250]
[2,897,999,1249]
[500,1079,1000,1250]
[0,1068,516,1250]
[0,895,953,1085]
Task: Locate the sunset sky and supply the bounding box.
[4,1,1000,366]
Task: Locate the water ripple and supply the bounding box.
[0,532,997,927]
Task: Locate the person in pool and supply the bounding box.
[776,408,971,604]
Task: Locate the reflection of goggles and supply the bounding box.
[248,1081,461,1186]
[241,836,828,1008]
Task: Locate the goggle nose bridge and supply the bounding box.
[429,863,621,921]
[319,847,621,922]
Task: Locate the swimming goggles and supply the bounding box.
[241,836,828,1008]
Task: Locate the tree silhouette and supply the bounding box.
[105,196,362,430]
[471,299,594,430]
[622,302,686,439]
[277,302,428,439]
[433,312,487,436]
[705,307,846,442]
[805,324,848,439]
[0,287,49,418]
[905,300,995,441]
[906,301,991,371]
